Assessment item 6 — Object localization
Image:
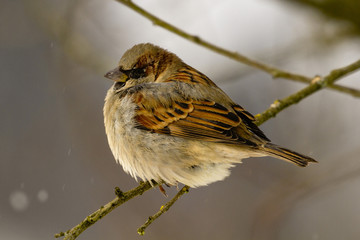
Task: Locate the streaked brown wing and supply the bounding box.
[158,100,242,141]
[132,65,269,144]
[134,96,269,145]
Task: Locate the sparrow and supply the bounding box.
[103,43,316,188]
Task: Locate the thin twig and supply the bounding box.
[137,185,190,235]
[281,74,360,98]
[255,59,360,125]
[116,0,360,98]
[55,181,158,240]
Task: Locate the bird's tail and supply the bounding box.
[260,143,317,167]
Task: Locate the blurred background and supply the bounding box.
[1,0,360,239]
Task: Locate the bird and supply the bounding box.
[103,43,317,188]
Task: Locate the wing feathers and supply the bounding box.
[126,66,269,145]
[133,92,266,145]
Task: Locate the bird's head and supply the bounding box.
[104,43,183,85]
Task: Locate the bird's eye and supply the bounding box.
[129,67,147,79]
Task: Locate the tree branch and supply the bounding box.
[255,59,360,125]
[280,74,360,98]
[55,181,158,240]
[116,0,360,98]
[137,185,190,235]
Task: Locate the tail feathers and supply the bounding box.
[261,143,317,167]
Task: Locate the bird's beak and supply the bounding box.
[104,67,128,82]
